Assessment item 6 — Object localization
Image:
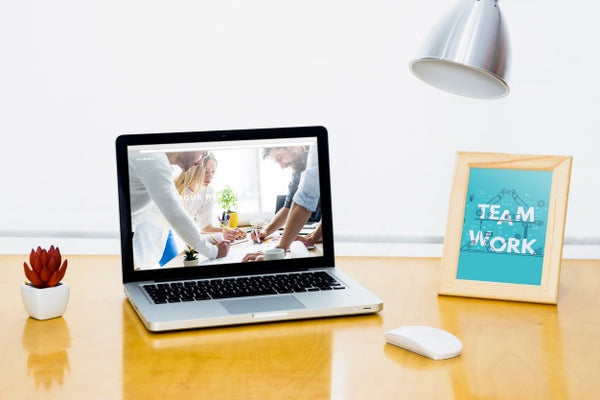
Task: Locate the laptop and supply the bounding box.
[116,126,383,332]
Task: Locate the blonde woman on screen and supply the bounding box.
[175,153,246,242]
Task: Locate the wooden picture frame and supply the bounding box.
[439,152,572,304]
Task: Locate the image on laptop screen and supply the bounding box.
[126,134,324,271]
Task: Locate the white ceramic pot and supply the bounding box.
[183,259,199,267]
[21,283,70,320]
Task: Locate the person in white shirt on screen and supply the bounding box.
[129,151,229,269]
[242,144,320,262]
[174,152,246,242]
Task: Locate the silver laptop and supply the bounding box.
[116,126,382,332]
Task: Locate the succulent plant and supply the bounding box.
[23,246,68,288]
[183,246,198,261]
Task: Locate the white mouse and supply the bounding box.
[385,325,462,360]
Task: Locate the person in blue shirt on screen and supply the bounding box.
[243,144,321,262]
[250,145,322,248]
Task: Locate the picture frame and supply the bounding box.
[439,152,572,304]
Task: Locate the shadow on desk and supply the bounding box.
[121,300,382,399]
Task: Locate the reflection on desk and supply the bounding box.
[122,300,381,399]
[22,317,71,389]
[2,255,600,399]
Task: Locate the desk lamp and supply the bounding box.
[409,0,511,99]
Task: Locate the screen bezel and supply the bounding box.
[115,126,334,284]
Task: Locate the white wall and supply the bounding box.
[1,1,598,257]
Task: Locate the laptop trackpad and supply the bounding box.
[220,295,304,315]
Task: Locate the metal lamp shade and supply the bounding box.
[410,0,511,99]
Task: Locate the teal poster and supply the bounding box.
[456,168,553,285]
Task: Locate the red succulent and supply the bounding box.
[23,246,68,288]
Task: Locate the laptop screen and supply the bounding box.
[116,126,334,283]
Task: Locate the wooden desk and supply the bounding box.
[1,256,599,399]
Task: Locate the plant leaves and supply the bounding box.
[39,265,51,285]
[30,250,42,274]
[24,262,44,287]
[46,271,59,287]
[25,246,67,287]
[39,248,49,268]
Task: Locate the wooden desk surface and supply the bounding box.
[1,255,599,399]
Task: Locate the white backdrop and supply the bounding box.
[1,1,598,256]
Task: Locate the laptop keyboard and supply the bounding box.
[142,271,346,304]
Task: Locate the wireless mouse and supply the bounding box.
[385,325,462,360]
